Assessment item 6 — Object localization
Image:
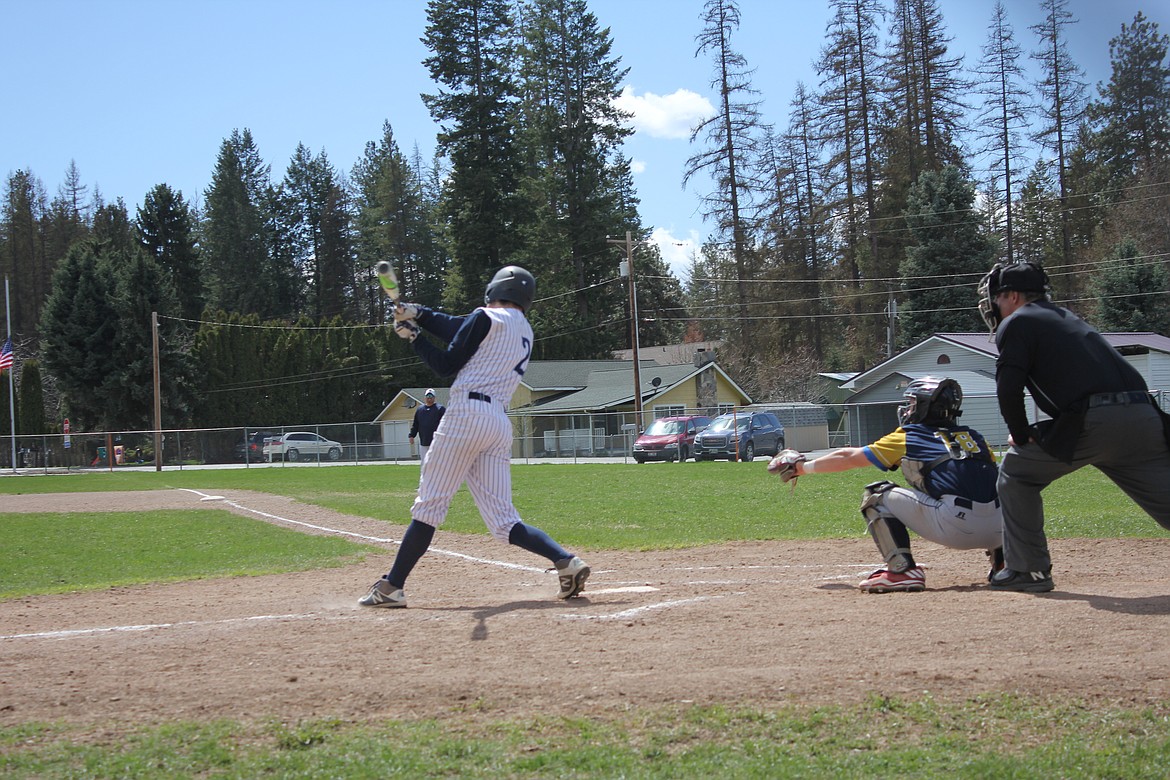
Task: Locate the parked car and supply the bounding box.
[263,432,344,462]
[693,411,785,462]
[234,430,277,462]
[632,415,710,463]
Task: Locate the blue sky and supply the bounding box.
[3,1,1166,279]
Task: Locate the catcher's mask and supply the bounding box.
[899,376,963,427]
[485,266,536,312]
[977,261,1051,335]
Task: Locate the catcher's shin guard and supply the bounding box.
[860,481,914,573]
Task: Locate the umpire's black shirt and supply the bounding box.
[995,301,1148,444]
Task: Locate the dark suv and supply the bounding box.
[632,415,710,463]
[693,411,785,462]
[235,430,276,462]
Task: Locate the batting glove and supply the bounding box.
[394,302,420,322]
[394,319,420,342]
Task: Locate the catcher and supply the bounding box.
[768,376,1003,593]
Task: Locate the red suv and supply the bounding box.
[632,415,711,463]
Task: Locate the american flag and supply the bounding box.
[0,339,12,371]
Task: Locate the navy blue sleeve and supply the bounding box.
[416,307,467,343]
[412,309,492,378]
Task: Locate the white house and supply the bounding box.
[840,332,1170,447]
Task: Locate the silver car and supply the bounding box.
[263,432,344,462]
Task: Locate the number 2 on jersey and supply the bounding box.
[513,337,532,376]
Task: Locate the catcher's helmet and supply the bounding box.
[977,261,1051,333]
[899,376,963,427]
[484,266,536,312]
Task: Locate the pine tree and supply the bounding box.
[898,166,993,345]
[38,241,117,430]
[1,170,49,340]
[17,358,45,435]
[1014,160,1063,267]
[352,123,442,322]
[92,198,136,256]
[136,184,204,322]
[202,129,283,316]
[422,0,522,311]
[973,1,1031,265]
[685,0,764,343]
[1089,12,1170,188]
[513,0,653,357]
[815,0,886,366]
[1030,0,1087,267]
[281,145,354,320]
[1089,237,1170,334]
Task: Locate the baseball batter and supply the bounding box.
[359,266,590,608]
[769,377,1003,593]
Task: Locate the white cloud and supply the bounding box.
[650,226,702,281]
[630,159,646,174]
[614,85,713,140]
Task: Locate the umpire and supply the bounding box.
[978,261,1170,592]
[410,388,445,464]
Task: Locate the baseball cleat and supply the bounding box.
[986,547,1006,582]
[859,567,925,593]
[988,567,1054,593]
[359,578,407,608]
[555,556,591,599]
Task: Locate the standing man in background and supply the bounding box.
[410,388,445,464]
[978,261,1170,593]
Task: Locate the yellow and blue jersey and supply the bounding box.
[863,424,998,502]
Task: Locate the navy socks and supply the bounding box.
[508,522,570,564]
[386,520,436,588]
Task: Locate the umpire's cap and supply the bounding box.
[485,266,536,312]
[990,261,1050,295]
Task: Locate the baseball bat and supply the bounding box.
[375,261,401,301]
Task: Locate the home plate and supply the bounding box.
[588,585,659,595]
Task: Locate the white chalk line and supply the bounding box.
[2,613,315,641]
[559,596,718,621]
[180,488,545,573]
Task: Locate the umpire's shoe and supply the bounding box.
[555,556,591,599]
[988,567,1054,593]
[359,578,407,608]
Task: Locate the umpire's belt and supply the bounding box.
[953,496,1000,510]
[468,391,492,403]
[1087,391,1151,407]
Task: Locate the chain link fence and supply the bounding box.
[2,390,1163,473]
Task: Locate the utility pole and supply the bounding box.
[152,311,162,472]
[608,231,643,432]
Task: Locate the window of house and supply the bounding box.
[937,354,951,364]
[653,404,686,419]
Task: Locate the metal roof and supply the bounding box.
[933,331,1170,357]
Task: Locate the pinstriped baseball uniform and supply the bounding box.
[412,305,533,540]
[358,266,589,608]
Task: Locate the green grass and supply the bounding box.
[3,462,1169,776]
[0,510,376,599]
[1,461,1165,549]
[2,696,1169,778]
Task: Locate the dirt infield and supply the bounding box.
[3,489,1170,727]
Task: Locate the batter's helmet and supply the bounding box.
[899,376,963,427]
[485,266,536,312]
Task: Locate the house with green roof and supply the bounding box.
[373,358,751,458]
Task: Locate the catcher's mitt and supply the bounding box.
[767,449,806,483]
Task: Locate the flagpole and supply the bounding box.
[5,278,16,473]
